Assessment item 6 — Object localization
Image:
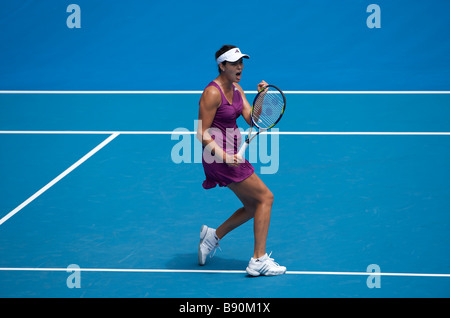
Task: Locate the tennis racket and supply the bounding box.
[237,85,286,157]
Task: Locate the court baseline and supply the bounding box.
[0,267,449,278]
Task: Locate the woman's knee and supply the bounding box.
[264,189,274,207]
[253,188,273,208]
[229,173,273,210]
[243,190,273,213]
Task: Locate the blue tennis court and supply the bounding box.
[1,1,450,299]
[1,92,449,298]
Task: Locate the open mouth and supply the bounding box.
[236,72,241,77]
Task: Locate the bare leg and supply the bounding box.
[217,173,274,259]
[215,207,253,239]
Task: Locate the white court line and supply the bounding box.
[0,133,119,226]
[0,131,181,135]
[273,131,450,136]
[1,131,450,136]
[0,91,204,94]
[1,90,450,94]
[0,267,449,278]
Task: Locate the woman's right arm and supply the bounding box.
[197,86,240,166]
[197,87,226,163]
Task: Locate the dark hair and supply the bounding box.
[215,45,237,74]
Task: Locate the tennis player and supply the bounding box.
[196,45,286,276]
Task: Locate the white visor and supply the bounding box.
[216,48,250,65]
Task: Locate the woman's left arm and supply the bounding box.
[235,81,268,125]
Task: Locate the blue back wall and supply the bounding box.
[1,0,449,90]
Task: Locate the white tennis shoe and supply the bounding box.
[198,225,220,266]
[246,252,286,276]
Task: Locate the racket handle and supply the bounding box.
[237,140,249,157]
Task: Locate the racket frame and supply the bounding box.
[237,85,286,157]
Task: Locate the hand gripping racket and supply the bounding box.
[237,85,286,157]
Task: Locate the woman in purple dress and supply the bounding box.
[196,45,286,276]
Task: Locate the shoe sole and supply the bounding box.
[246,267,261,276]
[246,266,287,277]
[198,225,208,266]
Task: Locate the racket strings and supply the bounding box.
[252,89,285,129]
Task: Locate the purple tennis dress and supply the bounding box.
[201,81,255,189]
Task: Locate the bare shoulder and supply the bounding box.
[233,83,246,96]
[200,85,222,109]
[233,83,251,107]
